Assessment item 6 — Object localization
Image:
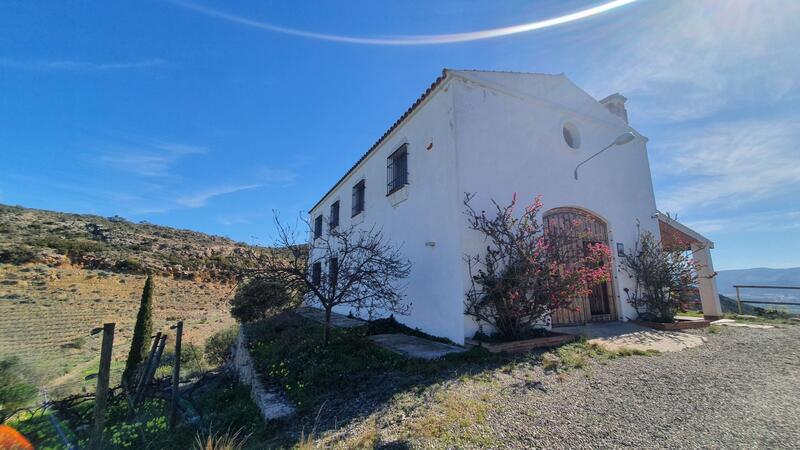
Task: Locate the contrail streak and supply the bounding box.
[168,0,640,46]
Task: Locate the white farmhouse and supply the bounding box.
[309,69,722,344]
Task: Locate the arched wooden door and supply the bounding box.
[543,208,617,326]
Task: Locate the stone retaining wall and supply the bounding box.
[229,328,295,421]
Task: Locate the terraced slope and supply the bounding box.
[0,204,258,397]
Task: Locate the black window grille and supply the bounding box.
[352,180,365,216]
[387,144,408,195]
[329,201,340,229]
[313,215,323,239]
[311,262,322,285]
[328,257,338,287]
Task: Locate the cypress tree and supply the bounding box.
[122,275,154,387]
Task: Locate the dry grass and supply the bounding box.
[0,264,235,396]
[193,427,251,450]
[403,385,494,447]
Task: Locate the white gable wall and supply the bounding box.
[449,73,661,337]
[310,71,663,344]
[309,79,468,343]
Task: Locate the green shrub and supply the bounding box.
[205,325,240,367]
[230,277,298,323]
[0,246,38,264]
[28,237,106,257]
[61,336,86,349]
[114,258,146,274]
[0,356,38,412]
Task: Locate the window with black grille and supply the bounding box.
[328,257,338,287]
[329,201,340,230]
[313,215,323,239]
[352,180,365,216]
[311,261,322,285]
[386,144,408,195]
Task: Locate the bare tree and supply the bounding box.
[620,231,699,323]
[239,212,412,345]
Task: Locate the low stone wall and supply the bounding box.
[229,328,295,421]
[465,333,577,354]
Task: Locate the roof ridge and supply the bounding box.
[310,69,450,212]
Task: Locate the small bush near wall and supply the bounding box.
[620,231,698,323]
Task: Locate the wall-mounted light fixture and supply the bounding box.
[573,132,636,180]
[616,243,625,257]
[425,241,436,247]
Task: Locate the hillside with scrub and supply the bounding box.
[0,204,258,397]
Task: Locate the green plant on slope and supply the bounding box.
[230,276,298,323]
[122,275,155,387]
[0,356,38,416]
[205,325,240,367]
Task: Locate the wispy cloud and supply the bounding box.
[176,184,262,208]
[168,0,639,45]
[685,210,800,234]
[215,211,270,226]
[587,0,800,122]
[653,117,800,215]
[99,143,207,177]
[0,58,166,72]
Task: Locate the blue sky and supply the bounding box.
[1,0,798,270]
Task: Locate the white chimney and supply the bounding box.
[600,93,628,124]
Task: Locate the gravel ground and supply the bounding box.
[484,325,800,449]
[332,324,800,449]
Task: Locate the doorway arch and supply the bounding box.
[543,207,617,325]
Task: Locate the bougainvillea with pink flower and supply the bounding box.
[464,193,611,340]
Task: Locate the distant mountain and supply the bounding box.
[716,267,800,311]
[716,267,800,293]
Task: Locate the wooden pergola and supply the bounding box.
[657,213,724,320]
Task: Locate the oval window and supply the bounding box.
[563,122,580,149]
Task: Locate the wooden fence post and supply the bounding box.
[133,332,162,396]
[90,322,115,450]
[736,286,742,315]
[170,321,183,429]
[135,334,167,404]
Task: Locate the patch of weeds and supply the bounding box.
[404,386,493,447]
[246,313,497,413]
[707,325,723,334]
[337,417,379,449]
[725,311,799,325]
[541,339,658,372]
[247,313,409,412]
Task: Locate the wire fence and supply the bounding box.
[733,285,800,315]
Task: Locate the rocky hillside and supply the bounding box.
[0,204,257,282]
[0,204,264,396]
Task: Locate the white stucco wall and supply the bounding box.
[309,70,663,344]
[309,79,468,344]
[449,72,661,338]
